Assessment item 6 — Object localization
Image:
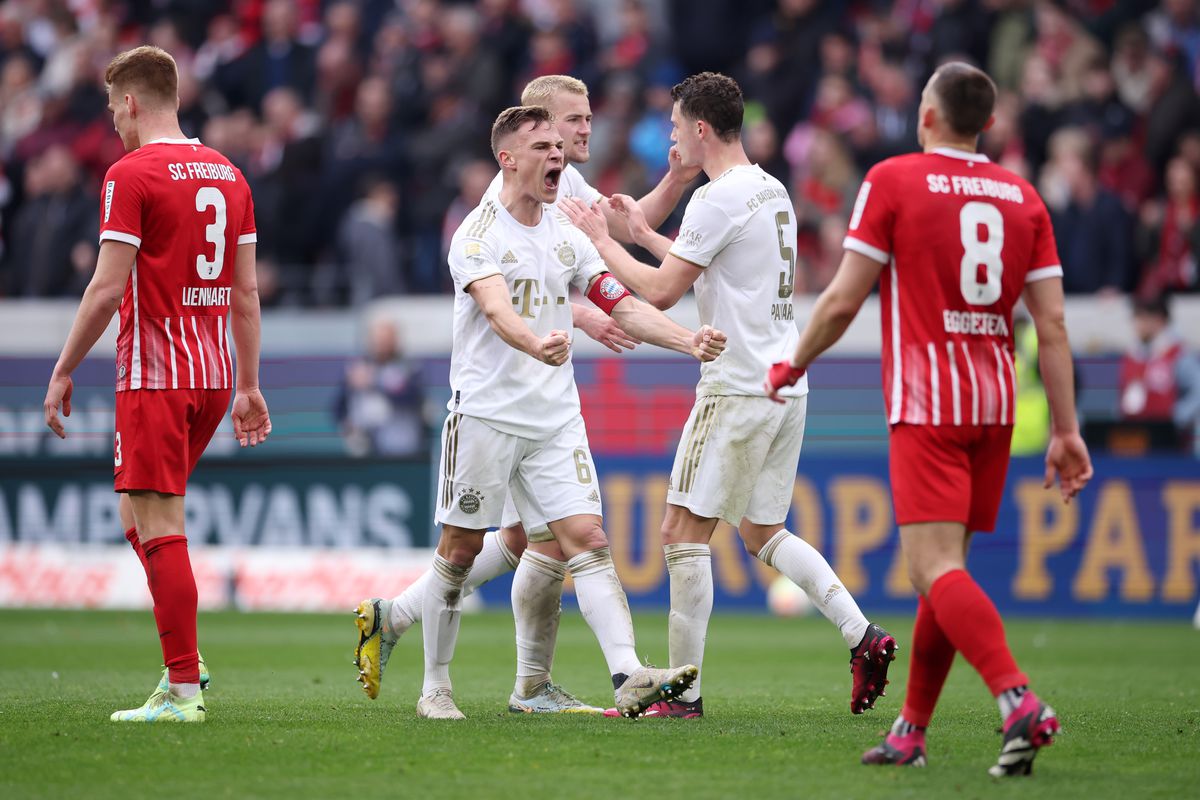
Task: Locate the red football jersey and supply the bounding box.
[99,138,256,391]
[843,148,1063,427]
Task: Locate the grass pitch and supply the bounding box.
[1,609,1196,799]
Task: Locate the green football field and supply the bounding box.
[1,609,1196,799]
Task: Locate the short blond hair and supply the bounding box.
[520,75,588,106]
[490,105,554,158]
[105,46,178,108]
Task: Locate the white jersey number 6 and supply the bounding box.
[195,186,227,280]
[959,201,1004,305]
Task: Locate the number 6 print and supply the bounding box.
[195,186,227,280]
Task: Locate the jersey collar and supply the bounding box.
[931,147,989,163]
[145,137,202,145]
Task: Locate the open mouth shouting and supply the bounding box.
[543,167,562,194]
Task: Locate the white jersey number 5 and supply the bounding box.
[195,186,227,280]
[959,201,1004,305]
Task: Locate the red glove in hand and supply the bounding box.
[765,361,805,400]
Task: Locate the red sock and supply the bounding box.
[900,595,956,727]
[124,527,151,585]
[143,535,200,685]
[927,569,1027,696]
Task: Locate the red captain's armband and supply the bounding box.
[586,273,632,316]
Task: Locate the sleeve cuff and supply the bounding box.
[667,247,710,268]
[99,230,142,248]
[1025,265,1064,283]
[843,236,889,264]
[237,233,257,245]
[460,268,504,290]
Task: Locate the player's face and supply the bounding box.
[509,120,565,204]
[670,102,702,168]
[548,91,593,164]
[107,86,139,151]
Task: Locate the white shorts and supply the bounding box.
[667,394,807,526]
[435,412,602,531]
[501,495,553,542]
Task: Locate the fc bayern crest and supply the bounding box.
[599,276,625,300]
[557,243,576,267]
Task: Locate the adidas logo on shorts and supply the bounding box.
[501,250,518,264]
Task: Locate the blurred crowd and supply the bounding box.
[2,0,1200,305]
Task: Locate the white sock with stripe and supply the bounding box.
[567,547,641,677]
[511,550,566,698]
[390,529,519,636]
[665,543,712,703]
[420,555,470,696]
[757,530,869,648]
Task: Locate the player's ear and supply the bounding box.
[499,149,516,170]
[921,105,937,132]
[125,93,137,119]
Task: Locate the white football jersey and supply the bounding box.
[669,164,807,399]
[447,195,607,438]
[486,164,603,212]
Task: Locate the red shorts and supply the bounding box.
[888,423,1013,533]
[114,388,230,495]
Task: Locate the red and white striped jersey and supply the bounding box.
[99,138,255,392]
[843,148,1062,427]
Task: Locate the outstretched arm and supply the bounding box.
[230,243,271,447]
[571,302,640,353]
[562,197,701,310]
[468,275,571,366]
[599,145,699,244]
[608,193,674,262]
[1023,276,1093,502]
[588,275,725,362]
[765,249,882,401]
[44,240,135,438]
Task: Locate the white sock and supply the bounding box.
[567,547,640,678]
[420,554,470,696]
[757,530,869,648]
[511,550,566,697]
[391,530,519,635]
[665,543,712,703]
[170,682,199,699]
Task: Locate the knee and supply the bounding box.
[737,524,779,557]
[442,533,485,568]
[500,524,528,559]
[575,522,609,552]
[907,559,957,597]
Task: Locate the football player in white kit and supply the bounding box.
[354,75,700,715]
[562,72,897,718]
[406,105,726,720]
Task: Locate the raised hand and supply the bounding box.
[608,193,650,242]
[667,145,702,184]
[560,197,609,243]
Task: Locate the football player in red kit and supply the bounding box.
[43,46,271,723]
[765,62,1093,775]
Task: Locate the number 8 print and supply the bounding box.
[959,201,1004,305]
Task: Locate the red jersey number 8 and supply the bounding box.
[195,186,227,280]
[959,201,1004,306]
